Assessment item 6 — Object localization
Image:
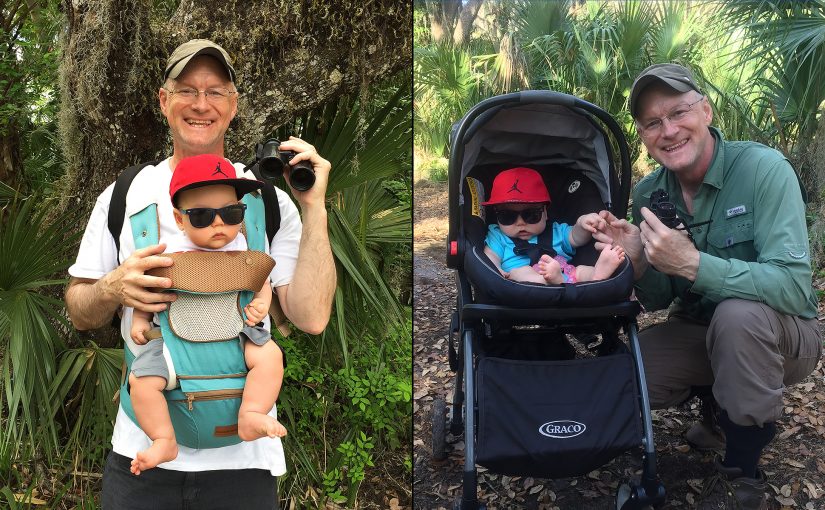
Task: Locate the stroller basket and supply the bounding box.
[476,353,642,478]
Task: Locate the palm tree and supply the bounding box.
[713,1,825,181]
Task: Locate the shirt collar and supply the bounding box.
[701,127,725,190]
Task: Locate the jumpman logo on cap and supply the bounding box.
[508,179,522,194]
[212,162,229,177]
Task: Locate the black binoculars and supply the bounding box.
[255,138,316,192]
[649,189,681,229]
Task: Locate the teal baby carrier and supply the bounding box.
[118,192,271,449]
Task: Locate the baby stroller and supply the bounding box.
[432,91,667,509]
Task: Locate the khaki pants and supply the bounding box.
[639,299,822,426]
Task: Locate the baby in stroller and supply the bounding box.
[483,167,625,284]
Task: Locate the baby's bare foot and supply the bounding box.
[592,245,625,280]
[130,438,178,476]
[537,257,564,284]
[238,411,288,441]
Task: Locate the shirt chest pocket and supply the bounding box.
[706,216,754,250]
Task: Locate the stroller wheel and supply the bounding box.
[615,483,656,510]
[615,483,632,509]
[431,397,447,461]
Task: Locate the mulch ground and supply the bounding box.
[412,179,825,510]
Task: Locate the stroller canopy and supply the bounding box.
[453,102,616,207]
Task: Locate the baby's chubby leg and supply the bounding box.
[129,374,178,475]
[536,254,564,284]
[238,341,287,441]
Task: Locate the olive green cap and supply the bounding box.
[630,63,700,117]
[164,39,236,83]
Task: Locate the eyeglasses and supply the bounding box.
[636,96,705,137]
[495,207,545,226]
[180,204,246,228]
[164,87,237,103]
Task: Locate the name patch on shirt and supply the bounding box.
[726,205,747,218]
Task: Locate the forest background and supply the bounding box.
[415,0,825,255]
[1,1,412,509]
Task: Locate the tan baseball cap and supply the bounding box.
[164,39,236,83]
[629,63,701,118]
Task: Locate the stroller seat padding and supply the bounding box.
[465,244,635,307]
[461,166,633,307]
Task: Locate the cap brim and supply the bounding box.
[165,47,236,82]
[173,178,264,202]
[481,198,549,206]
[631,75,696,116]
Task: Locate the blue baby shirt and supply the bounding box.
[485,222,575,272]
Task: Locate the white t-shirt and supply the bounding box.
[68,158,301,476]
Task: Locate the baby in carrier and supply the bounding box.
[128,154,286,475]
[483,167,625,284]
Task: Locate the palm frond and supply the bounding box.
[51,344,121,436]
[0,199,81,460]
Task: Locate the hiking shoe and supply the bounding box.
[686,394,726,451]
[698,458,768,510]
[686,421,726,451]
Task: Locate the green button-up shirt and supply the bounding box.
[632,127,818,322]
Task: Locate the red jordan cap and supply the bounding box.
[482,167,551,205]
[170,154,263,205]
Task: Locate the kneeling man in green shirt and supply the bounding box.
[596,63,822,510]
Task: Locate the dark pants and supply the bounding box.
[102,451,280,510]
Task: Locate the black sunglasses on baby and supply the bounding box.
[495,206,545,225]
[180,203,247,228]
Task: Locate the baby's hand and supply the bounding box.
[130,326,149,345]
[578,212,605,233]
[244,299,268,326]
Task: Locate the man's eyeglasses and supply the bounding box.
[164,87,237,103]
[636,96,705,137]
[180,204,246,228]
[495,207,545,226]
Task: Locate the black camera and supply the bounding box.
[255,138,315,191]
[649,189,681,229]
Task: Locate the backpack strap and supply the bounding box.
[246,163,281,241]
[511,227,556,266]
[108,161,161,263]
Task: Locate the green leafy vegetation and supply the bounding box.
[415,0,825,272]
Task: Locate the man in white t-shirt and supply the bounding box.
[65,39,336,509]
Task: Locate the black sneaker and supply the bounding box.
[698,458,768,510]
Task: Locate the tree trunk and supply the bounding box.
[56,0,411,223]
[425,0,459,44]
[453,0,483,46]
[0,130,23,194]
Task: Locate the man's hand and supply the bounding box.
[638,207,700,281]
[279,136,331,209]
[100,244,177,313]
[592,210,647,279]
